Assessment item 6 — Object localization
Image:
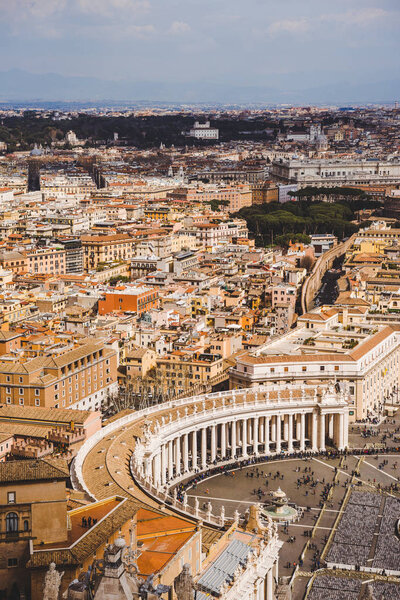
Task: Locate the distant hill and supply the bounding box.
[0,69,399,104]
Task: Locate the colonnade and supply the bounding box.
[146,409,348,489]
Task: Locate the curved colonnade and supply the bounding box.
[72,383,349,526]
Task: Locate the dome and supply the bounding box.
[30,144,43,157]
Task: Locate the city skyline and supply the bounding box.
[0,0,400,102]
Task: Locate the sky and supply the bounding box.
[0,0,399,90]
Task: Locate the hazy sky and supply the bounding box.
[1,0,399,86]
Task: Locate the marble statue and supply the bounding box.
[174,564,195,600]
[43,563,64,600]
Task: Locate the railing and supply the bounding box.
[72,383,346,502]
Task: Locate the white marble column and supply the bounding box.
[264,416,270,454]
[343,411,349,449]
[267,568,274,600]
[183,433,189,472]
[319,414,326,451]
[242,418,248,457]
[161,444,167,485]
[283,415,289,442]
[175,437,181,476]
[296,415,301,441]
[201,427,207,469]
[328,414,334,439]
[276,415,281,453]
[211,424,216,462]
[154,453,161,487]
[253,416,259,454]
[221,422,226,458]
[271,418,276,443]
[300,413,305,452]
[259,417,264,445]
[312,412,318,452]
[192,430,198,470]
[168,439,173,480]
[231,421,236,458]
[288,414,293,453]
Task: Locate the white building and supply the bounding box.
[189,121,219,140]
[230,309,400,421]
[271,157,400,186]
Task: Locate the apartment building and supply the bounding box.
[27,247,66,276]
[98,286,159,316]
[156,351,224,394]
[82,234,136,271]
[0,340,118,411]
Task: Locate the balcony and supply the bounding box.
[0,529,32,541]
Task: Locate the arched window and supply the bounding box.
[6,512,19,533]
[23,520,29,532]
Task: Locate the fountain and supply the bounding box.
[263,487,298,522]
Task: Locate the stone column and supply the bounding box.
[154,453,161,487]
[183,433,189,472]
[300,413,305,452]
[192,430,198,470]
[283,415,289,442]
[296,415,301,441]
[253,416,259,454]
[267,568,274,600]
[231,420,236,458]
[319,414,326,451]
[168,439,173,481]
[328,414,334,439]
[211,424,217,462]
[259,417,264,444]
[271,418,276,443]
[275,415,281,453]
[264,416,270,454]
[221,422,226,458]
[288,414,293,453]
[343,411,349,449]
[201,427,207,470]
[161,444,167,485]
[312,411,318,452]
[242,418,248,457]
[175,436,181,476]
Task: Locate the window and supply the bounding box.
[6,512,19,533]
[335,366,339,372]
[6,387,11,394]
[35,389,40,396]
[6,397,11,404]
[19,388,24,395]
[6,375,10,382]
[19,398,24,406]
[19,377,23,383]
[284,367,289,373]
[23,520,29,531]
[302,366,307,372]
[8,491,16,504]
[320,366,325,371]
[35,398,40,407]
[8,558,18,568]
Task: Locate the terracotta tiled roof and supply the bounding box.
[0,457,69,483]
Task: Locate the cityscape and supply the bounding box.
[0,2,400,600]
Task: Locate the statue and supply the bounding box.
[174,564,196,600]
[43,563,64,600]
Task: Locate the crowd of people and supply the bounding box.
[373,496,400,572]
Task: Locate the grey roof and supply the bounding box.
[197,538,253,596]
